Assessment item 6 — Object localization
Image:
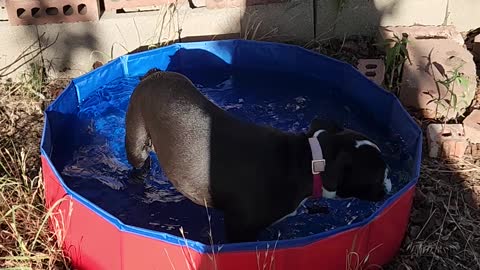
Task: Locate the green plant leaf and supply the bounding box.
[451,94,457,109]
[400,45,410,59]
[385,49,395,70]
[437,80,450,89]
[393,44,401,58]
[396,63,403,74]
[457,76,469,89]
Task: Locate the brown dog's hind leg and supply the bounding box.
[125,99,150,170]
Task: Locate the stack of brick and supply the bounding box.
[0,0,7,21]
[6,0,290,25]
[101,0,287,10]
[102,0,181,12]
[6,0,100,26]
[356,59,385,87]
[472,34,480,62]
[427,123,467,159]
[464,110,480,158]
[205,0,286,9]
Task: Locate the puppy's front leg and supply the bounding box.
[128,155,152,183]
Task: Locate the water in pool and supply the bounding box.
[58,68,413,244]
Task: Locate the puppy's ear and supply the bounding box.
[307,117,343,136]
[323,150,352,197]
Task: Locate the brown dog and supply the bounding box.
[125,68,391,243]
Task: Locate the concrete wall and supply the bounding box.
[0,5,244,79]
[0,0,479,80]
[317,0,480,38]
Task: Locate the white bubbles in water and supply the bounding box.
[62,144,128,190]
[347,215,358,225]
[294,96,307,105]
[142,186,186,204]
[384,177,392,194]
[223,103,243,110]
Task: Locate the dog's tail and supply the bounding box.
[125,91,151,169]
[140,68,163,81]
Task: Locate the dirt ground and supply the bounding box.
[1,36,479,269]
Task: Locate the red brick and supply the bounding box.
[0,0,8,21]
[465,142,480,157]
[464,109,480,144]
[378,25,465,48]
[206,0,286,9]
[468,143,480,158]
[6,0,99,26]
[103,0,184,11]
[357,59,385,86]
[473,34,480,62]
[427,123,467,159]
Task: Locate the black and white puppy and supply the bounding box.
[125,69,391,243]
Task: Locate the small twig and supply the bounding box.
[0,33,46,73]
[427,191,452,270]
[422,167,479,173]
[203,198,217,270]
[414,208,437,240]
[443,200,480,269]
[0,33,59,78]
[164,249,177,270]
[337,33,347,54]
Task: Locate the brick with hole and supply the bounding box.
[427,123,467,159]
[103,0,184,12]
[464,110,480,143]
[473,34,480,62]
[357,59,385,86]
[6,0,99,26]
[466,143,480,158]
[463,110,480,158]
[0,0,7,21]
[206,0,287,9]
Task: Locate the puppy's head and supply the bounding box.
[335,138,390,201]
[307,118,391,202]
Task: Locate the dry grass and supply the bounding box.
[345,234,383,270]
[0,144,70,269]
[385,156,480,270]
[0,69,71,269]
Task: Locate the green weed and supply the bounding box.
[426,64,470,123]
[381,33,411,94]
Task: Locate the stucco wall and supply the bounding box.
[0,0,479,79]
